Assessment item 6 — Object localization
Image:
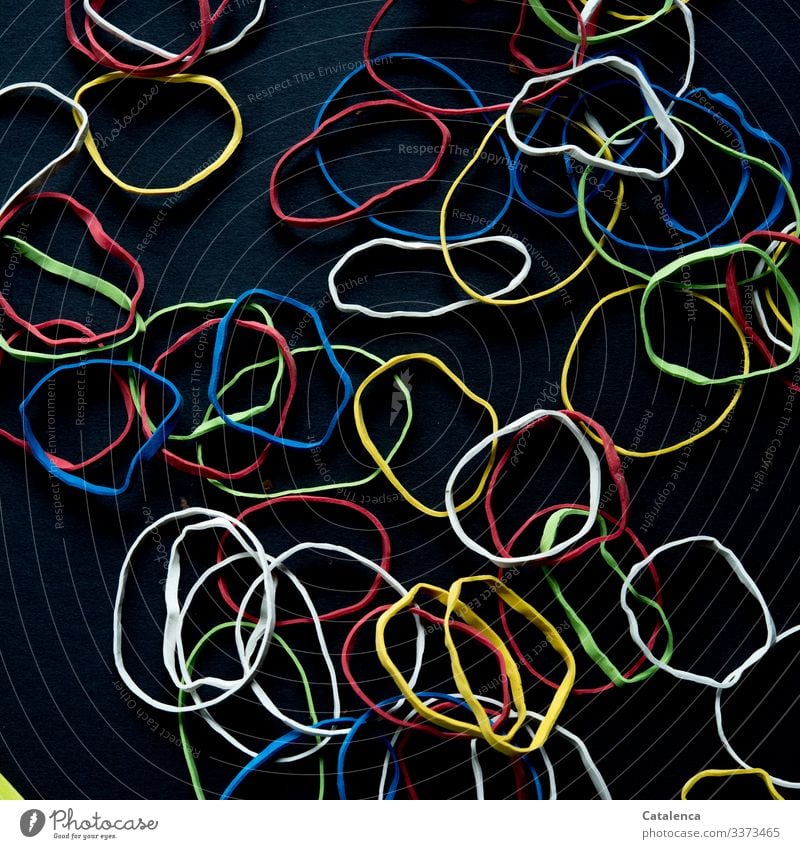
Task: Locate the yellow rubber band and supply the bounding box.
[579,0,690,22]
[0,771,23,800]
[561,284,750,457]
[439,114,625,306]
[73,72,243,196]
[765,286,794,337]
[376,576,575,756]
[681,768,784,801]
[353,353,499,517]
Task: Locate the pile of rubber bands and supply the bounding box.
[2,0,800,800]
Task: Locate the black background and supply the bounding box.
[2,0,800,801]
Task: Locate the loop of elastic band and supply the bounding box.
[621,536,776,688]
[354,352,499,517]
[270,99,450,227]
[376,577,576,756]
[314,53,514,241]
[0,83,88,220]
[446,409,602,567]
[681,768,784,801]
[20,359,182,496]
[73,72,243,195]
[530,0,676,45]
[209,288,353,450]
[328,236,533,319]
[561,285,750,457]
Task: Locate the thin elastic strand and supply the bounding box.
[216,495,391,627]
[681,768,784,801]
[0,772,23,800]
[530,0,676,45]
[439,115,626,306]
[353,352,499,517]
[561,285,750,457]
[270,99,451,227]
[73,73,243,195]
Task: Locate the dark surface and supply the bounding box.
[1,0,800,800]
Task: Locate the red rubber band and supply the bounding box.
[270,99,451,227]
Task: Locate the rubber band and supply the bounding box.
[202,344,413,500]
[65,0,222,76]
[140,316,297,480]
[439,115,626,305]
[361,0,591,117]
[344,604,514,739]
[0,772,23,800]
[73,73,243,195]
[580,0,691,23]
[82,0,266,62]
[561,285,750,457]
[641,245,800,386]
[177,623,325,801]
[271,99,450,227]
[353,352,499,517]
[620,536,776,688]
[313,53,514,241]
[511,0,594,77]
[0,193,145,350]
[376,577,576,755]
[576,114,800,281]
[715,623,800,789]
[208,288,352,450]
[484,409,630,563]
[447,409,603,567]
[0,83,88,220]
[752,223,796,353]
[216,495,391,627]
[681,768,784,801]
[328,236,533,319]
[20,359,181,496]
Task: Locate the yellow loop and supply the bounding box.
[766,286,794,336]
[375,576,575,756]
[73,72,243,196]
[353,353,498,517]
[561,285,750,457]
[579,0,689,22]
[0,771,23,800]
[681,768,784,801]
[440,115,625,306]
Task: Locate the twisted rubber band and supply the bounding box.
[354,352,499,517]
[73,73,243,195]
[561,285,750,457]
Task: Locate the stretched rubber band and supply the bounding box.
[20,359,182,496]
[209,288,353,450]
[328,236,533,319]
[440,115,626,305]
[681,768,784,801]
[715,623,800,789]
[376,577,576,755]
[270,99,450,227]
[314,53,514,241]
[73,73,243,195]
[216,495,391,627]
[0,83,88,220]
[620,536,776,688]
[354,352,499,517]
[561,285,750,457]
[0,193,145,349]
[446,409,602,567]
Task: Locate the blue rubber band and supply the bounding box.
[20,359,182,497]
[208,288,353,451]
[313,53,514,242]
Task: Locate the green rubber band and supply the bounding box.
[641,246,800,385]
[0,239,146,362]
[0,771,23,800]
[178,622,324,801]
[540,508,674,687]
[202,344,415,500]
[528,0,674,45]
[576,114,800,284]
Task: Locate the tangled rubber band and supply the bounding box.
[620,536,776,689]
[73,72,243,195]
[354,352,499,517]
[681,768,784,801]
